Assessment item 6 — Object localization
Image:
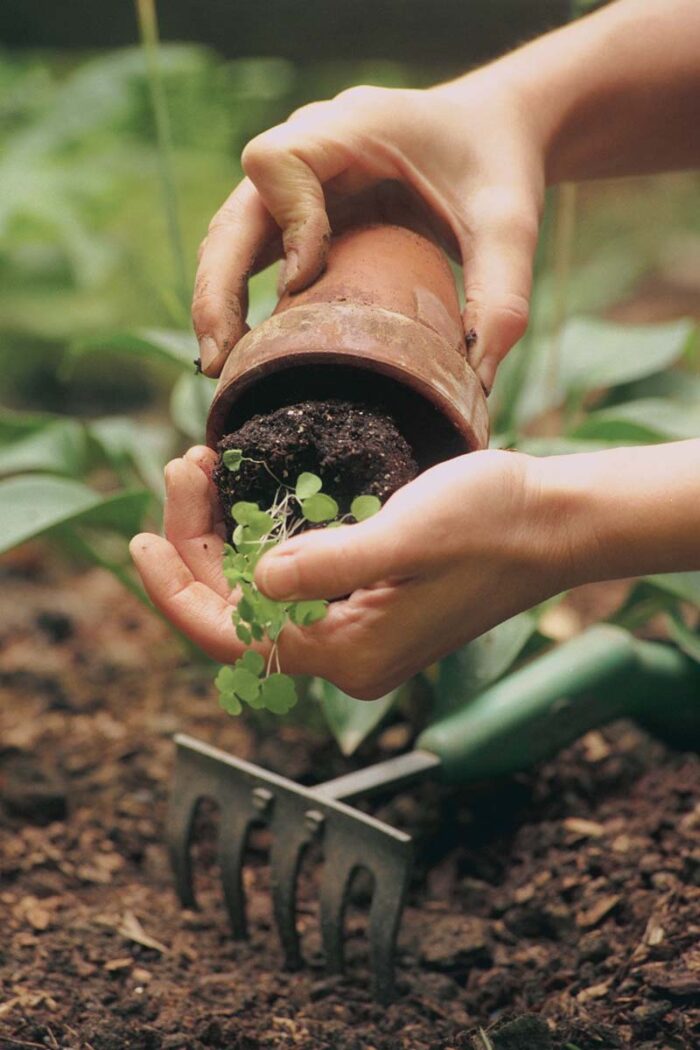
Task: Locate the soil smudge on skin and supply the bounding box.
[213,398,419,536]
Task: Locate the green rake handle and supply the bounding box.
[417,625,700,784]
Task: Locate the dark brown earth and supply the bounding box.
[213,399,419,536]
[1,554,699,1050]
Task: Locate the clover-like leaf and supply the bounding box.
[289,600,328,626]
[222,449,244,472]
[240,650,265,676]
[229,664,262,703]
[295,472,323,500]
[235,623,252,644]
[301,492,339,523]
[231,501,261,525]
[219,692,243,716]
[260,673,298,714]
[351,494,381,522]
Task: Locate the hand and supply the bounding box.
[193,72,545,393]
[130,447,572,700]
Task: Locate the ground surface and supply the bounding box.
[1,556,699,1050]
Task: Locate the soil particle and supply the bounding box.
[213,398,419,534]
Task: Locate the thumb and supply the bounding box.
[255,519,410,602]
[461,208,537,394]
[241,125,340,294]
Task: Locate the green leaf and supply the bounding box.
[295,472,323,499]
[571,397,700,443]
[235,623,252,644]
[559,318,694,396]
[222,449,244,472]
[170,372,214,441]
[219,692,243,716]
[288,600,328,626]
[231,501,261,525]
[229,664,262,703]
[240,650,265,676]
[215,665,237,693]
[664,609,700,664]
[436,611,537,717]
[511,317,696,425]
[259,673,298,714]
[88,417,173,497]
[644,572,700,608]
[0,475,151,554]
[317,679,400,756]
[301,493,339,523]
[67,329,197,372]
[0,419,89,478]
[350,494,381,521]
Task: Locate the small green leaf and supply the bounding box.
[235,623,252,644]
[215,666,237,693]
[241,650,265,676]
[301,493,339,523]
[219,692,243,716]
[289,600,328,626]
[223,449,244,472]
[245,510,274,539]
[351,494,381,522]
[295,472,323,500]
[237,595,256,623]
[260,674,298,714]
[229,664,262,703]
[231,501,260,525]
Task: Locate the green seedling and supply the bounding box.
[215,450,381,717]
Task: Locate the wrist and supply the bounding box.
[530,441,700,587]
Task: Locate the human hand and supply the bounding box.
[193,70,545,393]
[130,447,573,699]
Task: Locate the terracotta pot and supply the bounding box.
[206,223,488,467]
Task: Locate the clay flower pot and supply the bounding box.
[206,223,489,467]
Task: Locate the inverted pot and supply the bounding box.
[206,224,489,466]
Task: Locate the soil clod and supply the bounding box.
[213,398,419,535]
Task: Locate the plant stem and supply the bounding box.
[135,0,189,308]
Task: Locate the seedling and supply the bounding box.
[215,450,381,717]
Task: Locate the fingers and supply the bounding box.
[460,197,539,394]
[193,179,278,376]
[130,533,246,663]
[241,126,340,294]
[254,513,419,602]
[164,453,228,596]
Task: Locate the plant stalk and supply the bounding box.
[135,0,189,308]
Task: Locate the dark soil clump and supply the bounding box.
[213,398,419,534]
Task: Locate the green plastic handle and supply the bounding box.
[416,625,700,784]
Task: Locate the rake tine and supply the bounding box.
[270,808,319,969]
[319,846,356,975]
[165,763,201,909]
[368,852,412,1003]
[218,809,256,940]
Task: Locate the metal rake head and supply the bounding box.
[166,734,436,1001]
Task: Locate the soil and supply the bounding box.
[1,556,699,1050]
[213,399,419,536]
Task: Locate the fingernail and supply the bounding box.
[199,335,219,372]
[279,249,299,295]
[259,554,300,600]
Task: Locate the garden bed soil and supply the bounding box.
[1,557,699,1050]
[213,399,419,534]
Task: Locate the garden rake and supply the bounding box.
[167,625,700,1001]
